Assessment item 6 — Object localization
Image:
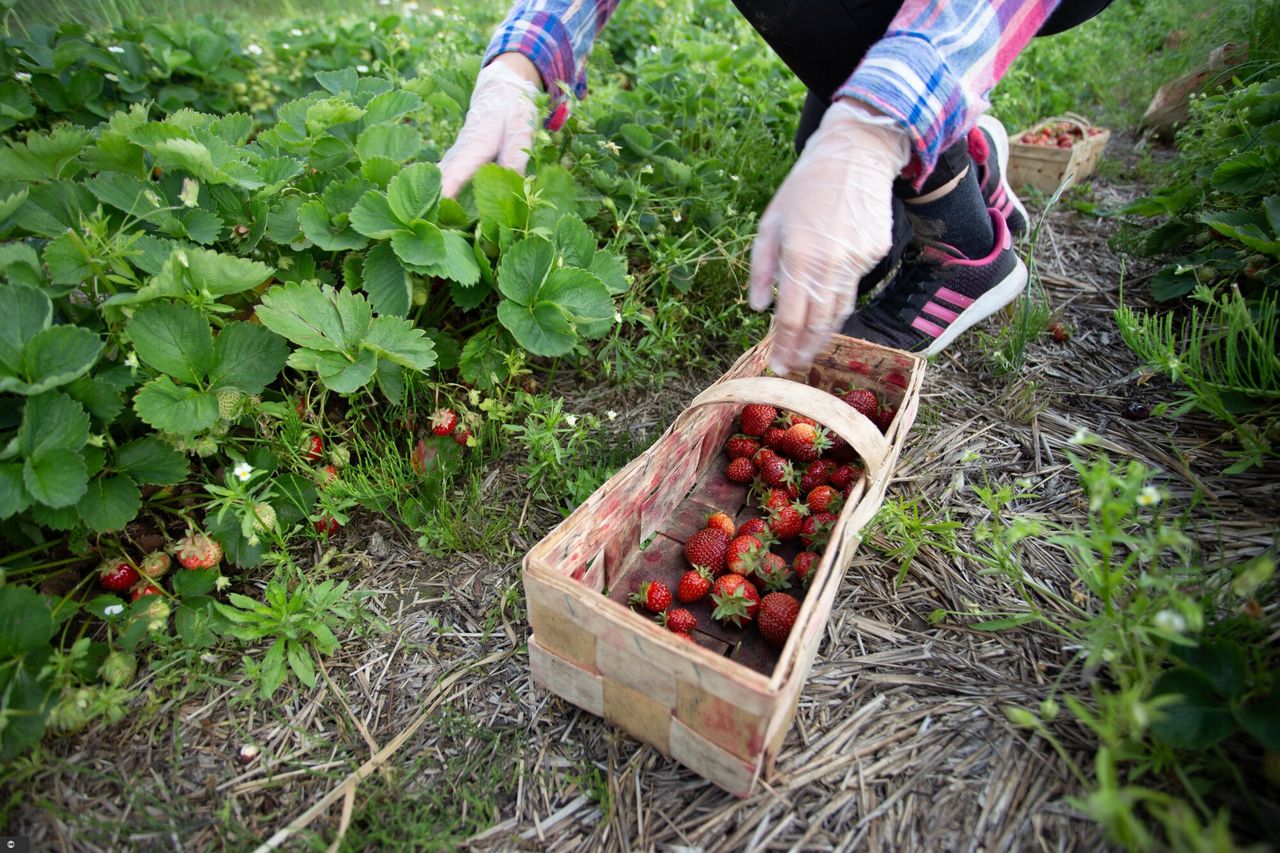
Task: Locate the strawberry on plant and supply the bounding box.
[801,512,838,550]
[781,423,830,463]
[216,388,244,420]
[176,531,222,569]
[839,387,879,420]
[317,464,339,487]
[807,485,844,515]
[793,551,818,586]
[684,528,729,575]
[726,457,756,484]
[758,592,801,648]
[725,434,760,460]
[726,534,764,575]
[711,573,760,628]
[131,582,163,600]
[98,651,137,688]
[452,427,472,447]
[138,552,171,579]
[314,515,341,535]
[629,580,672,614]
[98,559,139,592]
[705,511,735,538]
[677,566,714,603]
[251,502,277,533]
[431,408,459,436]
[739,404,778,437]
[302,435,324,461]
[660,608,697,634]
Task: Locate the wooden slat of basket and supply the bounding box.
[669,715,762,796]
[529,635,603,716]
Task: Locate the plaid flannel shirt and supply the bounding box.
[484,0,1062,181]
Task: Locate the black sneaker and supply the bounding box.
[841,209,1028,356]
[971,114,1029,237]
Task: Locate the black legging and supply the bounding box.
[729,0,1113,281]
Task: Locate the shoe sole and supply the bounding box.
[921,256,1029,356]
[977,114,1031,236]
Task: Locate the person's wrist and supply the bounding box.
[492,52,544,90]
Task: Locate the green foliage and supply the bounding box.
[951,449,1278,848]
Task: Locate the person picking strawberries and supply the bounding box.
[439,0,1114,373]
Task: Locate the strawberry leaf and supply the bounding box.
[349,190,402,240]
[405,229,479,286]
[133,375,219,435]
[362,242,412,316]
[356,122,421,163]
[390,220,446,267]
[23,448,88,508]
[75,474,141,533]
[115,437,188,486]
[208,321,287,395]
[387,161,441,225]
[298,199,368,252]
[127,302,214,385]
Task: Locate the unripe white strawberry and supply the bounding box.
[252,502,277,533]
[216,388,245,420]
[139,551,171,579]
[99,651,137,687]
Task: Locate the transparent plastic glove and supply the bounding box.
[439,59,541,198]
[749,99,912,375]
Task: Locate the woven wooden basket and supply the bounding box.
[1008,113,1110,196]
[522,333,925,794]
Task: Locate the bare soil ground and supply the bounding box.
[10,136,1278,851]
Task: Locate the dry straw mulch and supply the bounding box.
[10,136,1278,851]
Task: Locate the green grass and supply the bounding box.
[6,0,470,31]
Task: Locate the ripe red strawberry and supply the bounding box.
[660,608,697,634]
[317,464,339,487]
[176,531,222,569]
[314,515,341,535]
[130,582,164,601]
[800,512,838,550]
[827,434,858,463]
[710,573,760,628]
[452,427,471,446]
[768,504,807,541]
[762,425,787,450]
[677,566,714,603]
[98,559,139,592]
[706,511,736,539]
[780,412,817,428]
[1049,321,1070,342]
[799,460,835,492]
[758,455,796,489]
[755,553,792,592]
[875,407,897,433]
[758,592,801,648]
[302,435,324,461]
[725,457,756,484]
[725,434,760,460]
[752,446,779,466]
[781,423,830,463]
[740,404,778,437]
[792,551,818,586]
[737,517,768,539]
[807,485,844,514]
[684,528,730,575]
[430,408,458,436]
[138,552,171,579]
[629,580,672,614]
[828,464,861,490]
[726,534,764,575]
[674,631,697,643]
[840,387,879,421]
[760,487,791,513]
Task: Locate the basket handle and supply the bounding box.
[687,376,890,481]
[1028,113,1093,134]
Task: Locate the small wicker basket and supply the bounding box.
[1008,113,1110,196]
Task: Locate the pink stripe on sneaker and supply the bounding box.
[922,301,959,323]
[912,316,946,338]
[991,184,1007,206]
[935,287,974,309]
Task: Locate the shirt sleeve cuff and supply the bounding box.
[836,34,973,190]
[484,12,586,132]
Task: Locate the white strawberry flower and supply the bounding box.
[1137,486,1162,507]
[606,410,617,421]
[1153,609,1186,634]
[601,140,621,156]
[614,311,622,324]
[290,27,303,36]
[124,351,139,369]
[105,73,119,82]
[14,72,31,82]
[104,603,124,617]
[565,414,578,427]
[356,64,369,73]
[404,1,418,9]
[215,575,231,591]
[281,43,290,50]
[233,462,253,482]
[107,45,126,54]
[247,43,263,56]
[673,210,682,223]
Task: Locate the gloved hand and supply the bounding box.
[439,57,542,198]
[748,99,912,375]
